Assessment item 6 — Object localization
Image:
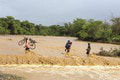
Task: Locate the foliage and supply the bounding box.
[97,47,120,57]
[0,73,24,80]
[0,16,120,43]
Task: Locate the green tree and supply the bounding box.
[111,17,120,42]
[72,18,86,36]
[100,21,112,42]
[21,20,36,35]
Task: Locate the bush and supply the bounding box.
[77,31,88,40]
[0,73,24,80]
[112,35,120,42]
[97,47,120,57]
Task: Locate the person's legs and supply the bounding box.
[86,52,89,56]
[67,48,70,53]
[86,49,90,56]
[65,48,67,52]
[25,48,30,51]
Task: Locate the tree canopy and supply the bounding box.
[0,16,120,43]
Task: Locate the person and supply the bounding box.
[65,40,72,53]
[86,43,91,56]
[25,37,30,51]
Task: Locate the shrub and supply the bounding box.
[112,35,120,42]
[97,47,120,57]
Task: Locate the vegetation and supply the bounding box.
[0,16,120,43]
[0,73,24,80]
[97,47,120,57]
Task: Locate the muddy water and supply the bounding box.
[0,65,120,80]
[0,35,120,80]
[0,35,119,57]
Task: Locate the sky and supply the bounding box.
[0,0,120,25]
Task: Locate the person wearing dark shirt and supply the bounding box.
[65,40,72,53]
[86,43,91,56]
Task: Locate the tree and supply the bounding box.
[101,21,112,42]
[72,18,86,36]
[111,17,120,42]
[0,16,120,43]
[21,20,36,35]
[0,18,10,34]
[111,17,120,35]
[87,20,103,41]
[64,22,74,36]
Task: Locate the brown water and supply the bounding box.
[0,65,120,80]
[0,53,120,80]
[0,52,120,66]
[0,35,119,57]
[0,35,120,80]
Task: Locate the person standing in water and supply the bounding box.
[25,37,30,51]
[65,40,72,53]
[86,43,91,56]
